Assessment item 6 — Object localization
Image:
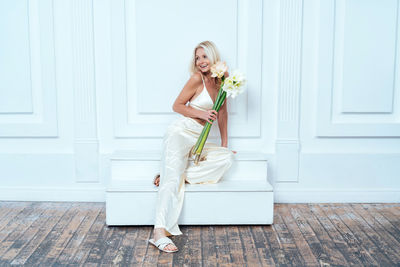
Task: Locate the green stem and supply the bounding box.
[191,75,228,163]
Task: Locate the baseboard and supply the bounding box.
[274,188,400,203]
[0,186,106,202]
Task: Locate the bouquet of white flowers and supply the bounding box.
[190,62,246,165]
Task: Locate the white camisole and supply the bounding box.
[188,73,214,111]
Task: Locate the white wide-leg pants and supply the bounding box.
[154,116,235,236]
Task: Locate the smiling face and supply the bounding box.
[195,48,211,73]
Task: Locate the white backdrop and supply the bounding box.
[0,0,399,202]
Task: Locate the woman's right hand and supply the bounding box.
[199,110,218,124]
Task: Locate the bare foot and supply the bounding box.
[153,174,160,186]
[153,228,178,252]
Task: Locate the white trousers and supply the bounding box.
[154,116,235,236]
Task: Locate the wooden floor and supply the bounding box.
[0,202,399,266]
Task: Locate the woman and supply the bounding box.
[148,41,237,253]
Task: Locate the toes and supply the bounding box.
[165,244,177,251]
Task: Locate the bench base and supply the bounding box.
[106,180,274,226]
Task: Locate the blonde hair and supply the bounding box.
[189,41,221,75]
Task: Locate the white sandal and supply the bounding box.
[148,237,179,253]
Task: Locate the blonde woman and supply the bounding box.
[148,41,237,253]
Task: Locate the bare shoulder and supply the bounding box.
[224,71,229,78]
[190,72,203,84]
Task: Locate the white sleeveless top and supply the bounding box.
[188,73,214,111]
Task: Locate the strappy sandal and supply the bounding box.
[148,237,179,253]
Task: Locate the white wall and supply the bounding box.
[0,0,399,202]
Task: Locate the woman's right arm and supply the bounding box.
[172,73,217,123]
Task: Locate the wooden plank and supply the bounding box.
[369,204,400,231]
[68,205,106,264]
[112,226,140,266]
[200,226,217,267]
[310,204,376,266]
[343,204,400,262]
[142,228,160,267]
[2,202,71,265]
[238,226,263,267]
[8,202,71,265]
[279,204,319,266]
[273,205,305,266]
[129,227,151,265]
[101,226,128,265]
[263,207,291,266]
[37,203,92,266]
[21,202,81,266]
[167,226,187,266]
[214,225,232,266]
[353,204,400,250]
[84,223,116,265]
[289,204,346,266]
[328,204,394,266]
[53,203,102,265]
[297,204,348,266]
[0,202,37,244]
[0,202,30,230]
[182,225,202,266]
[0,202,48,261]
[249,225,275,266]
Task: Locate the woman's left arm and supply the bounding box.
[218,99,228,147]
[218,71,230,148]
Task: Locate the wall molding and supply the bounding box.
[109,0,263,138]
[0,0,58,137]
[275,0,304,182]
[316,0,400,137]
[71,0,99,182]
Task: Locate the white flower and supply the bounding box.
[222,70,246,98]
[210,61,228,79]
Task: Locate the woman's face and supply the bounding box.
[195,48,211,73]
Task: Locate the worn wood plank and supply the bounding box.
[342,204,400,263]
[8,203,71,265]
[263,208,291,266]
[182,225,202,266]
[68,205,106,265]
[101,226,128,265]
[0,202,31,232]
[2,202,400,266]
[273,204,305,266]
[200,226,217,267]
[310,204,375,266]
[279,204,319,266]
[0,202,38,247]
[111,227,140,266]
[368,204,400,234]
[2,202,71,265]
[21,202,81,266]
[214,225,232,266]
[0,202,49,262]
[130,227,151,265]
[53,203,102,265]
[298,204,348,266]
[328,204,395,266]
[37,203,91,266]
[289,204,342,266]
[142,227,161,267]
[249,225,275,266]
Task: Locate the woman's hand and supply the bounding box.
[199,109,218,124]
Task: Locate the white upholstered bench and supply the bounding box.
[106,150,273,226]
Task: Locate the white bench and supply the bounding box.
[106,150,274,226]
